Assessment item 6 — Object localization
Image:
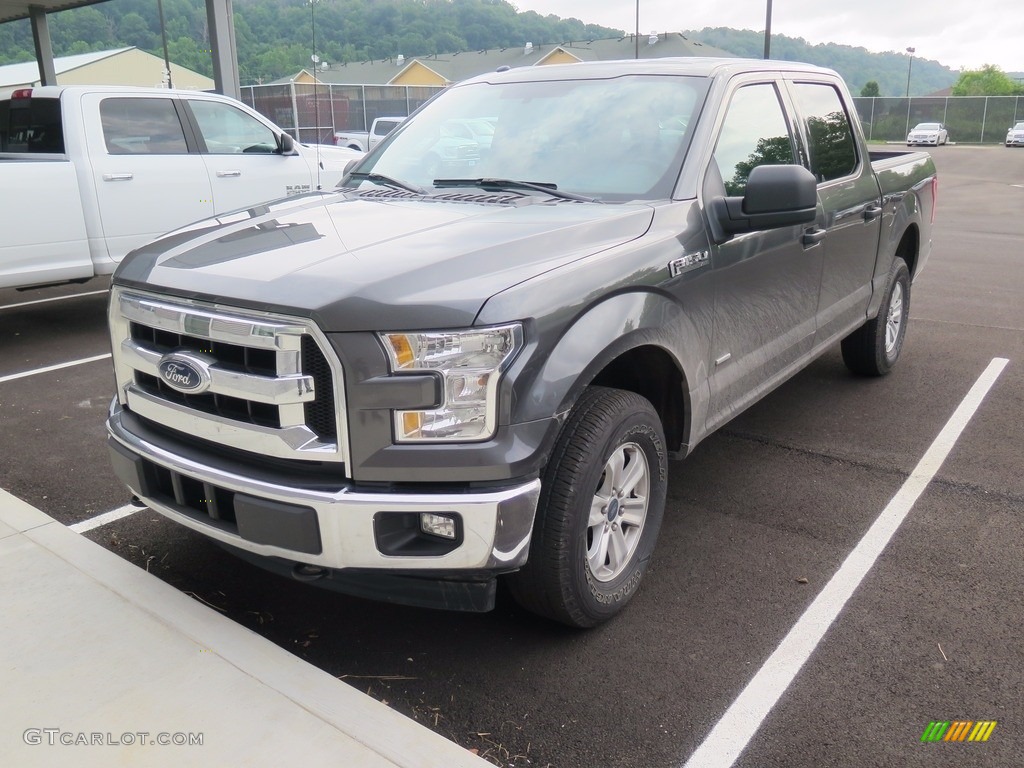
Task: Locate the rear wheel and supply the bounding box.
[506,386,667,628]
[841,257,911,376]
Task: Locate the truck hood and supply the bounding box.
[114,190,655,330]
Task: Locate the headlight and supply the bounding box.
[380,324,523,442]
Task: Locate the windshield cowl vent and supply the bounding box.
[354,188,526,206]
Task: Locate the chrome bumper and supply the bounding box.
[107,401,540,573]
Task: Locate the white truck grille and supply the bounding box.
[108,287,348,467]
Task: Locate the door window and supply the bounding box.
[790,83,858,182]
[712,84,795,196]
[100,97,188,155]
[188,100,278,154]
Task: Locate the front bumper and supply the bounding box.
[107,400,541,576]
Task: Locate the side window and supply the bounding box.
[790,83,857,182]
[1,97,64,153]
[100,98,188,155]
[188,100,278,154]
[712,84,795,197]
[373,119,399,137]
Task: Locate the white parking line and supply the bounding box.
[683,357,1010,768]
[69,503,141,534]
[0,289,107,311]
[0,353,111,384]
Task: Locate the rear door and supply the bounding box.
[82,92,213,263]
[702,78,825,429]
[183,96,314,212]
[786,79,882,345]
[0,92,93,286]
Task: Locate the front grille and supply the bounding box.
[110,289,348,467]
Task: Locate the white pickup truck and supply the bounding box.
[331,116,405,151]
[0,85,361,290]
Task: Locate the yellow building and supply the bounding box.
[278,33,735,88]
[0,47,213,90]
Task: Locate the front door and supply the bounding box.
[704,80,824,429]
[184,97,314,213]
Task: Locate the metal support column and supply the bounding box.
[29,5,57,86]
[206,0,240,100]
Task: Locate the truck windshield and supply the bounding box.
[351,74,708,203]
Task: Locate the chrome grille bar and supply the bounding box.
[120,340,315,405]
[109,287,348,468]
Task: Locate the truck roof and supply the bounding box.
[461,56,840,86]
[0,84,219,101]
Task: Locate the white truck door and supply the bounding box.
[82,92,213,267]
[184,97,314,212]
[0,91,93,288]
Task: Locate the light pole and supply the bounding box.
[764,0,773,59]
[905,47,916,138]
[635,0,639,59]
[157,0,172,88]
[905,46,916,98]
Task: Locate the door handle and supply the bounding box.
[802,227,827,246]
[216,170,242,178]
[864,204,883,221]
[102,173,133,181]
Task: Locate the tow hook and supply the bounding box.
[292,563,330,582]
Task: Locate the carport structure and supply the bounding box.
[0,0,241,98]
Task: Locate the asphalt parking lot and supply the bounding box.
[1,145,1021,768]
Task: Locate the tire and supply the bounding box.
[506,386,667,628]
[841,257,911,376]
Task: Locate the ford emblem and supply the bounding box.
[157,353,212,394]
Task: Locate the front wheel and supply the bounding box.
[841,257,911,376]
[506,387,667,628]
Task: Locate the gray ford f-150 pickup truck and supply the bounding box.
[106,58,937,627]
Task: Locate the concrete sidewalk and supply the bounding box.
[0,488,488,767]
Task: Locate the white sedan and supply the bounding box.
[1006,122,1024,147]
[907,122,948,146]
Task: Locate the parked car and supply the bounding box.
[332,116,405,151]
[0,85,361,290]
[907,122,948,146]
[441,117,495,152]
[106,58,937,628]
[1005,121,1024,147]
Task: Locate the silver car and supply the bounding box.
[907,122,948,146]
[1006,122,1024,147]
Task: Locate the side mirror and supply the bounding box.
[711,164,818,241]
[278,132,295,154]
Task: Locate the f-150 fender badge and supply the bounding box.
[668,250,710,277]
[157,353,213,394]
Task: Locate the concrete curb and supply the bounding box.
[0,488,487,767]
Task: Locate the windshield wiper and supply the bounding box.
[347,172,425,195]
[433,178,597,203]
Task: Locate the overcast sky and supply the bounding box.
[511,0,1024,73]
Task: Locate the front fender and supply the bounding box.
[505,291,711,450]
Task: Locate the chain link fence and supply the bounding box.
[852,96,1024,144]
[239,85,1024,147]
[240,82,443,144]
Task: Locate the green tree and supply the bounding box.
[117,12,157,50]
[860,80,880,97]
[951,65,1024,96]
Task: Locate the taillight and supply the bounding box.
[11,88,32,99]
